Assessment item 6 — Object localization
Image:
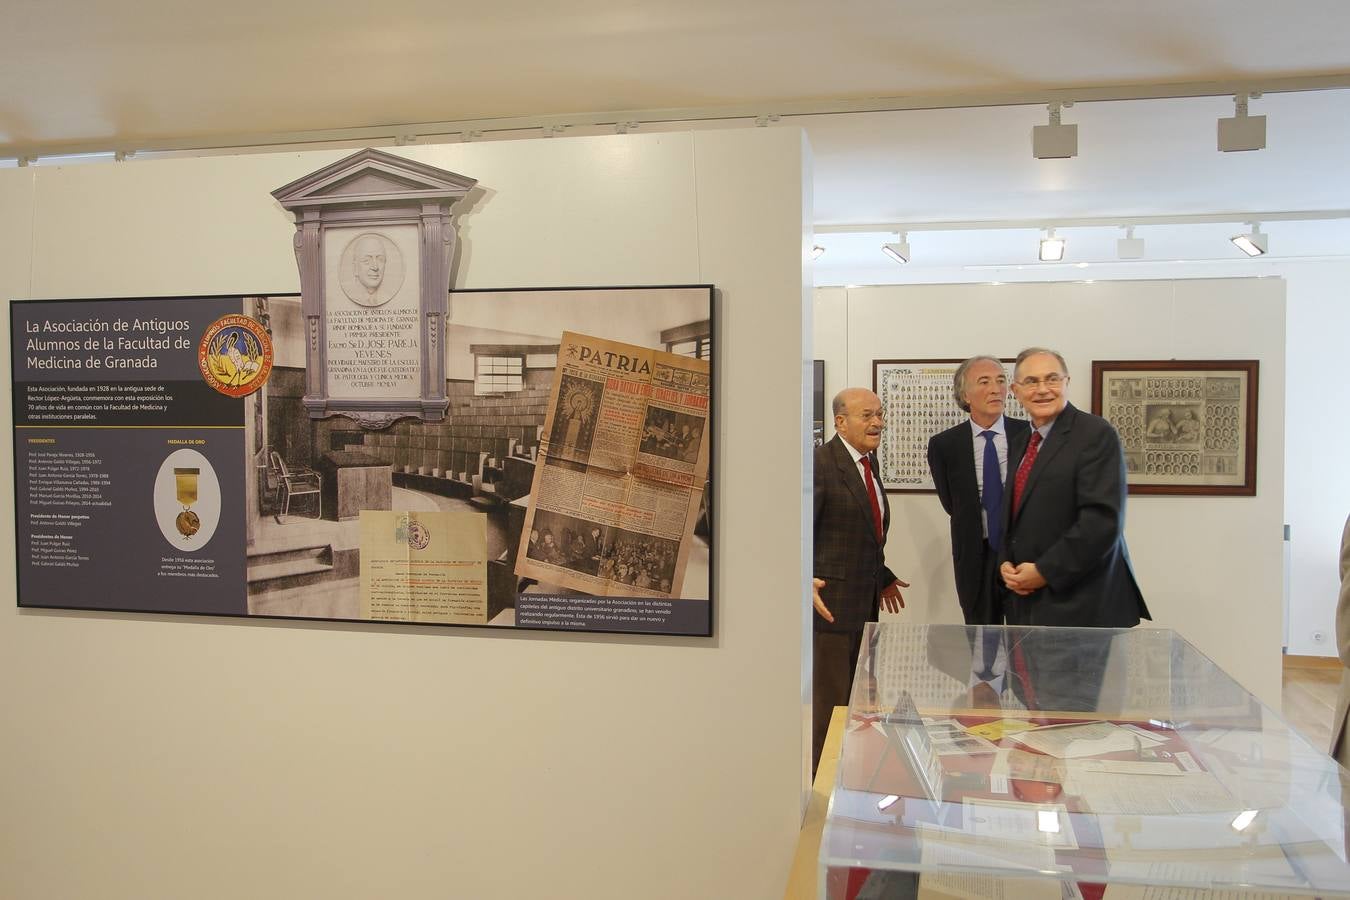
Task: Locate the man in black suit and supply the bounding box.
[812,387,908,770]
[999,348,1149,628]
[927,355,1030,625]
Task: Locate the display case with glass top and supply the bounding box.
[820,624,1350,899]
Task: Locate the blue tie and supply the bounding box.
[981,430,1003,551]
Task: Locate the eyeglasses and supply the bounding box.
[1015,374,1068,389]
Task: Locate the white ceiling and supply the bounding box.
[806,90,1350,279]
[4,1,1350,279]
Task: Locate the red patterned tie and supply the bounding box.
[1012,431,1043,515]
[860,457,883,542]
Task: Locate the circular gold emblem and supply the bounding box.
[199,315,273,398]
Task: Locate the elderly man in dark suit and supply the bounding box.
[999,348,1149,628]
[811,387,908,770]
[927,355,1030,625]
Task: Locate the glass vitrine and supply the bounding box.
[820,624,1350,899]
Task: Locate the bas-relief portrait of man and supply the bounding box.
[338,232,405,308]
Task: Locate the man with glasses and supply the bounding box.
[811,387,909,771]
[927,356,1030,625]
[999,348,1149,628]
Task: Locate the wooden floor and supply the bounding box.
[1283,653,1344,753]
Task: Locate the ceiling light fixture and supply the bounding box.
[1218,92,1266,152]
[1032,101,1077,159]
[1117,226,1145,259]
[1231,223,1268,257]
[812,244,826,260]
[1039,229,1066,262]
[881,232,910,264]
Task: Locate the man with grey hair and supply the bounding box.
[812,386,908,771]
[999,347,1149,627]
[927,356,1030,624]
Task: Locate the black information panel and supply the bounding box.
[13,297,247,615]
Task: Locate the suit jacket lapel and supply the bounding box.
[956,426,979,505]
[1014,404,1077,518]
[872,453,890,537]
[832,436,882,546]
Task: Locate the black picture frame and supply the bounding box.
[11,285,716,636]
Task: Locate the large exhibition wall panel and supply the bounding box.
[816,278,1286,706]
[0,128,811,900]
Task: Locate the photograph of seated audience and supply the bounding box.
[246,292,712,623]
[525,509,679,593]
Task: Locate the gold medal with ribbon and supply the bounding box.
[174,467,201,538]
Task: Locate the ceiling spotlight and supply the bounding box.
[812,244,826,260]
[1032,101,1078,159]
[1039,229,1066,262]
[1218,92,1266,152]
[881,233,910,264]
[1231,224,1267,257]
[1117,226,1145,260]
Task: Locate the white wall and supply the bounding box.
[1282,263,1350,655]
[819,257,1350,662]
[815,278,1287,706]
[0,128,812,900]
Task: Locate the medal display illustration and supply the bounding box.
[198,315,273,398]
[154,449,222,551]
[174,468,201,538]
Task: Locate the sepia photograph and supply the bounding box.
[1092,360,1258,496]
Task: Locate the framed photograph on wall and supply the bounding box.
[872,358,1027,492]
[1091,359,1258,496]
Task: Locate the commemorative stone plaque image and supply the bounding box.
[272,148,477,427]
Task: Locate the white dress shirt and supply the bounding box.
[969,415,1008,539]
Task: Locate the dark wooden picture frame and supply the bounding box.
[1091,359,1258,496]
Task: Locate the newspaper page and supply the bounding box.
[514,331,710,600]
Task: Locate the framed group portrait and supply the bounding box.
[1091,359,1258,496]
[872,358,1027,492]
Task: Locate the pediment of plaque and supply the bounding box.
[271,147,478,210]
